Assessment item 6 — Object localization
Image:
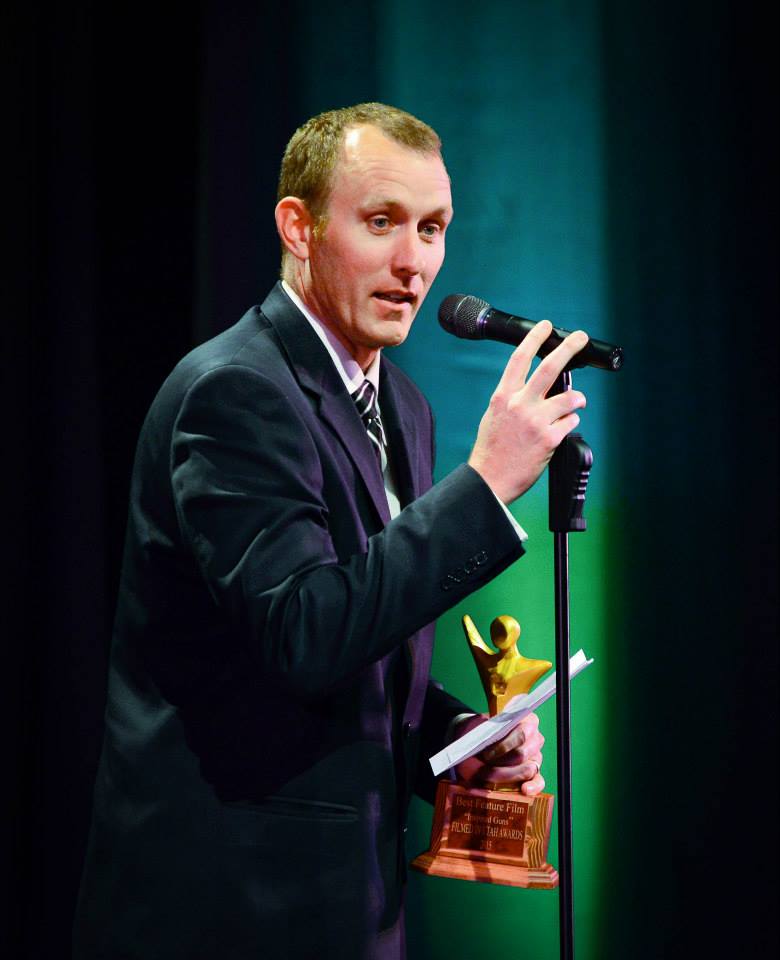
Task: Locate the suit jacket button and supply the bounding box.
[403,721,412,738]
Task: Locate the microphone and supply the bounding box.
[438,294,623,372]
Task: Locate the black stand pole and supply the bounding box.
[548,371,593,960]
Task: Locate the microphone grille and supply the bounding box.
[438,294,490,339]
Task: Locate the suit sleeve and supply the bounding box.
[170,363,525,700]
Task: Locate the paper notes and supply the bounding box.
[429,650,594,776]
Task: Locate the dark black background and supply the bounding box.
[4,2,777,957]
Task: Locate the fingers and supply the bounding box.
[477,751,543,781]
[480,714,543,765]
[467,320,589,505]
[488,746,539,767]
[467,750,545,796]
[520,767,545,797]
[494,320,554,395]
[525,329,589,399]
[456,714,548,794]
[494,322,588,399]
[546,387,587,425]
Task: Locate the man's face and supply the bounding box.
[300,125,453,369]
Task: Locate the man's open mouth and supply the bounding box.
[373,291,416,305]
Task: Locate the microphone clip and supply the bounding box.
[548,373,594,533]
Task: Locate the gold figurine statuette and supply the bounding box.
[463,613,552,716]
[410,613,559,888]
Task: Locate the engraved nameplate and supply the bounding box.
[441,788,530,863]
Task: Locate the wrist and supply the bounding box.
[467,456,511,505]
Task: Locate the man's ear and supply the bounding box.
[275,197,314,262]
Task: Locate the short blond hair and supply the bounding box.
[277,102,442,268]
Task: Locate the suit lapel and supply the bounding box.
[378,360,433,720]
[260,284,391,527]
[261,286,428,735]
[318,391,392,526]
[379,361,421,508]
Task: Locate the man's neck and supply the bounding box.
[281,280,381,395]
[283,277,378,373]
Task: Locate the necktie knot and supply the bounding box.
[352,380,387,468]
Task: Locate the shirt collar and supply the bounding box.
[282,280,381,397]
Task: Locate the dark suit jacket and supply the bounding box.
[73,283,525,959]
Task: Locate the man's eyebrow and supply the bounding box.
[361,197,454,221]
[427,206,454,223]
[361,196,404,210]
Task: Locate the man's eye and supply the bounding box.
[420,223,440,238]
[370,216,391,230]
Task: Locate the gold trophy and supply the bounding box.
[411,614,559,888]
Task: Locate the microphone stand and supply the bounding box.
[548,370,593,960]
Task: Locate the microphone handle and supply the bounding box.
[482,309,623,372]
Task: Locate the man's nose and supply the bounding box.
[391,228,425,276]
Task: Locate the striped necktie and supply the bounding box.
[352,379,387,469]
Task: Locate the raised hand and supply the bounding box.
[468,321,589,504]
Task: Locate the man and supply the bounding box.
[73,102,587,959]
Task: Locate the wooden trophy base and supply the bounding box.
[411,778,558,889]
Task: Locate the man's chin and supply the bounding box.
[372,327,410,350]
[371,312,417,349]
[386,322,412,343]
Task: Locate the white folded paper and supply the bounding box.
[429,649,594,776]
